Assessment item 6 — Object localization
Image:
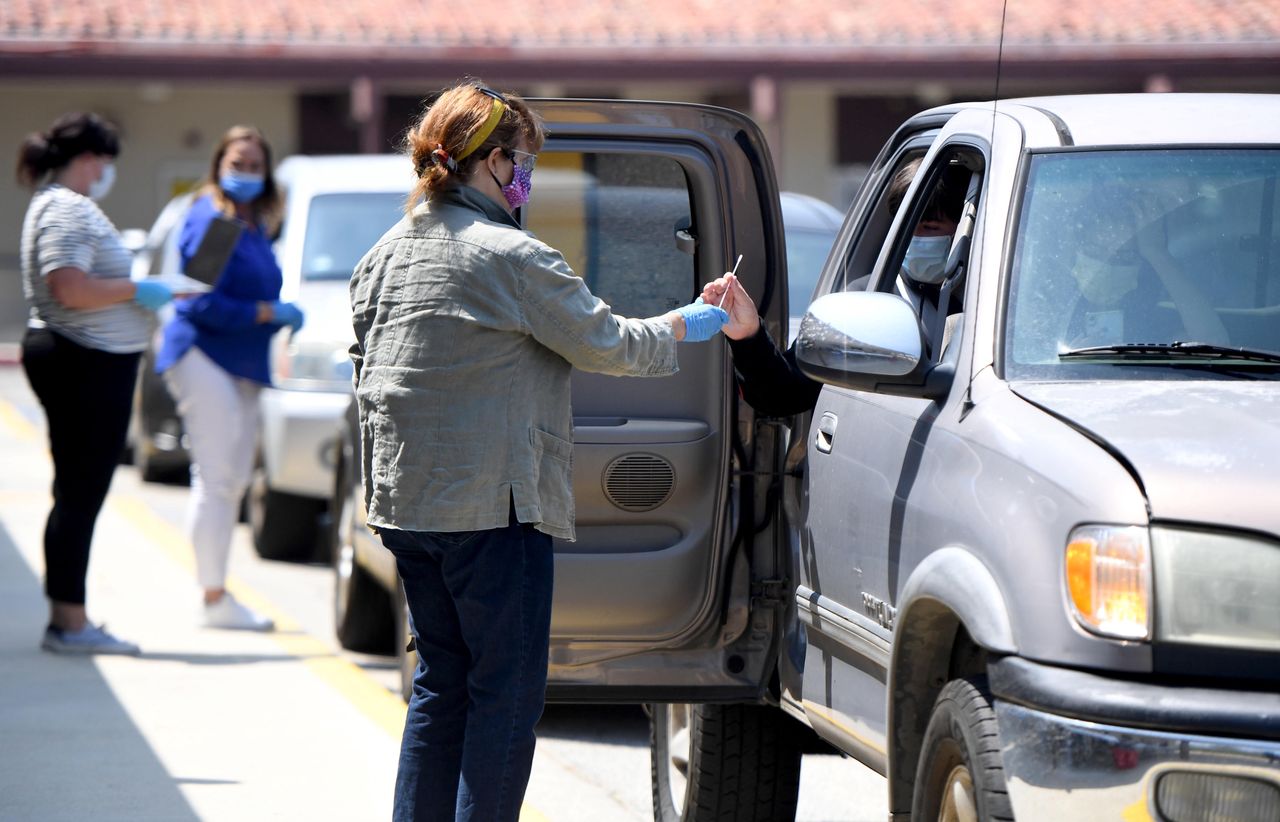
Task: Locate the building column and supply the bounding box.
[751,74,782,184]
[351,76,385,154]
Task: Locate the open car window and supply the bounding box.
[876,148,984,362]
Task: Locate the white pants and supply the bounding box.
[164,346,261,591]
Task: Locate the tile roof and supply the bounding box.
[1,0,1276,56]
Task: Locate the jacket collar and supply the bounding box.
[434,183,520,230]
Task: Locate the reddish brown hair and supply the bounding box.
[405,82,546,212]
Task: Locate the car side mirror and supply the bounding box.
[795,291,954,400]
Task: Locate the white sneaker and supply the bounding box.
[201,593,274,632]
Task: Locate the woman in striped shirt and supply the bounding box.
[17,112,174,655]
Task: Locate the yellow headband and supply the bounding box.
[457,97,507,162]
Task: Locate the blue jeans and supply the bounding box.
[380,511,554,822]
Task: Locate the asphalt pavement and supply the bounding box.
[0,362,886,822]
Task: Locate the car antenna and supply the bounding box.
[962,0,1010,419]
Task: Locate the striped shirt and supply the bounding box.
[21,184,154,353]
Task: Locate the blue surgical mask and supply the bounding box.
[220,171,265,203]
[901,234,952,284]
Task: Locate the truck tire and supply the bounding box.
[248,465,322,562]
[333,483,394,653]
[649,702,801,822]
[912,676,1013,822]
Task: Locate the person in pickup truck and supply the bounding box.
[348,81,727,822]
[156,125,304,633]
[702,157,964,416]
[1062,185,1228,349]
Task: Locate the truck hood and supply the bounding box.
[1010,381,1280,535]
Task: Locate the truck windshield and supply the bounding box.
[1004,148,1280,379]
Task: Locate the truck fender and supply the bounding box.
[896,546,1016,655]
[885,547,1016,817]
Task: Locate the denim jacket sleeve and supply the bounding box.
[516,243,678,378]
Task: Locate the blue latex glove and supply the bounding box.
[674,298,729,343]
[270,301,305,332]
[133,280,174,310]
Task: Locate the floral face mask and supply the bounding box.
[493,149,535,210]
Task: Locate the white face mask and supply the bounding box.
[88,162,116,202]
[901,234,952,284]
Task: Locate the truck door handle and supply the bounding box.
[815,412,837,454]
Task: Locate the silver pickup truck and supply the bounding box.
[335,93,1280,822]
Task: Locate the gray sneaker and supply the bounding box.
[41,623,141,656]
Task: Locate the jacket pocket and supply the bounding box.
[529,426,573,463]
[529,427,574,527]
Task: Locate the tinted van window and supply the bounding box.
[525,153,693,318]
[301,192,405,281]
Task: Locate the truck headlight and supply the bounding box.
[1151,527,1280,652]
[1065,525,1152,640]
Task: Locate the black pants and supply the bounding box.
[21,327,140,605]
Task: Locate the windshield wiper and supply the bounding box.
[1058,341,1280,368]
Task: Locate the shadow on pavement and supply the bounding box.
[0,520,201,822]
[537,704,649,747]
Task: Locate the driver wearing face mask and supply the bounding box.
[889,162,968,357]
[698,156,968,417]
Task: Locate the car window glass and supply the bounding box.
[525,152,693,318]
[1005,148,1280,378]
[301,192,406,281]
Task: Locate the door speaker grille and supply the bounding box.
[603,453,675,512]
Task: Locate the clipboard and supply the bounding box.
[184,216,244,286]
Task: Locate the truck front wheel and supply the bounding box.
[649,702,801,822]
[912,676,1013,822]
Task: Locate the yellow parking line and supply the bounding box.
[520,805,552,822]
[110,494,409,736]
[1122,799,1155,822]
[0,397,39,442]
[109,494,555,822]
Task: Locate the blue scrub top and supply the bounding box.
[156,194,284,384]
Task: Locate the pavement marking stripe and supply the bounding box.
[108,494,555,822]
[109,494,409,737]
[0,397,39,442]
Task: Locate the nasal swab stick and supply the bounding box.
[718,254,744,308]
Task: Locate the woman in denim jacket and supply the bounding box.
[349,82,727,822]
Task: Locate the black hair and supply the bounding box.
[888,157,968,225]
[15,112,120,188]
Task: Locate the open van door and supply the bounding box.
[526,100,788,702]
